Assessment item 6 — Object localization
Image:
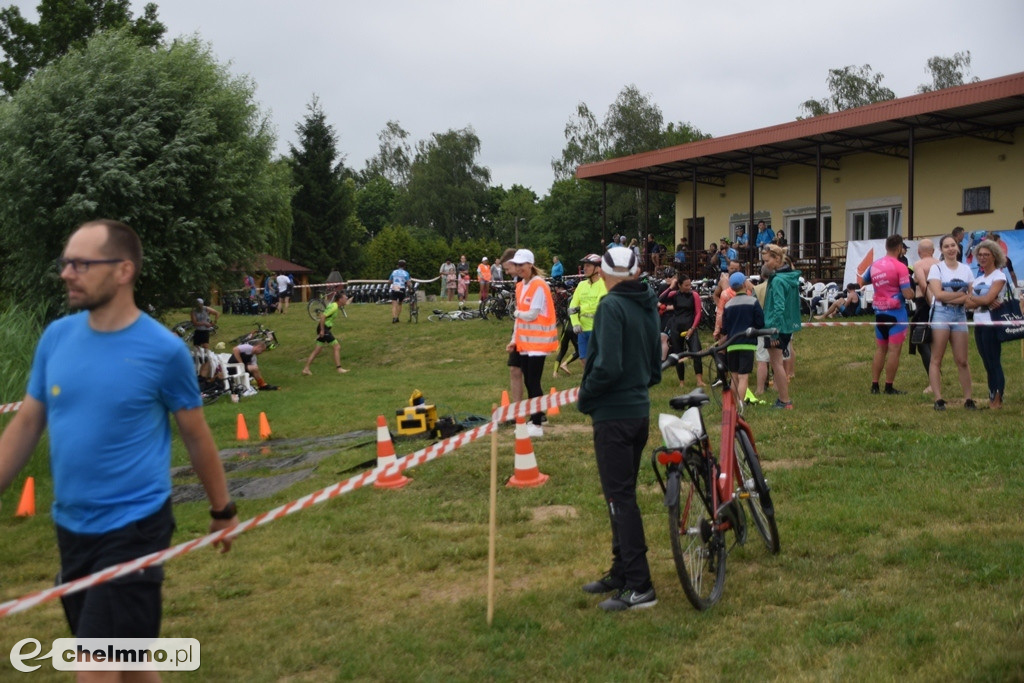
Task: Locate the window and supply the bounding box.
[961,186,991,214]
[786,214,832,258]
[849,206,901,241]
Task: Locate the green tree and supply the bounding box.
[800,64,896,117]
[0,0,165,95]
[400,127,491,241]
[492,184,538,247]
[917,51,978,93]
[289,96,365,280]
[363,119,412,188]
[534,179,603,260]
[0,30,291,317]
[354,174,397,238]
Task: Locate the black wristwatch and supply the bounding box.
[210,500,237,520]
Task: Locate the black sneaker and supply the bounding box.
[598,586,657,611]
[260,384,279,391]
[870,385,880,394]
[934,399,946,411]
[582,573,625,595]
[883,387,905,395]
[964,399,977,410]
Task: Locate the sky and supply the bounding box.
[15,1,1024,194]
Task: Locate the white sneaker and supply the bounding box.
[526,423,544,438]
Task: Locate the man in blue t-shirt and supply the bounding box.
[388,258,411,323]
[0,219,237,639]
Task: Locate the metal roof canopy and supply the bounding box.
[576,72,1024,195]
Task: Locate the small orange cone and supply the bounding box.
[258,412,272,440]
[236,414,249,441]
[548,387,560,416]
[500,390,510,407]
[373,415,410,489]
[507,417,548,488]
[15,477,35,517]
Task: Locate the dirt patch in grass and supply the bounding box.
[531,505,578,522]
[766,458,817,470]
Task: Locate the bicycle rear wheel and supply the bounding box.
[734,430,780,554]
[669,455,726,610]
[308,298,326,321]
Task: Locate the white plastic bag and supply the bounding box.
[658,408,704,450]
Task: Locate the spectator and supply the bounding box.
[439,257,456,301]
[966,240,1009,409]
[721,271,764,406]
[927,234,974,410]
[760,244,802,408]
[577,246,661,612]
[477,256,491,301]
[754,220,775,249]
[276,271,291,314]
[190,297,219,349]
[815,283,862,320]
[388,259,411,323]
[862,234,915,396]
[952,226,966,262]
[658,272,704,388]
[457,270,470,303]
[506,249,557,437]
[0,219,237,644]
[674,242,686,269]
[551,255,564,279]
[909,239,938,392]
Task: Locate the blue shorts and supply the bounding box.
[577,331,592,360]
[930,304,967,333]
[874,307,908,345]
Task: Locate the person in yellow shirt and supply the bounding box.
[569,253,608,360]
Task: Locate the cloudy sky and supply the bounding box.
[19,1,1024,193]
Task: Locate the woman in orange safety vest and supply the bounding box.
[505,248,557,438]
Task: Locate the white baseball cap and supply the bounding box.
[509,249,535,265]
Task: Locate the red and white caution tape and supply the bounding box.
[0,401,22,414]
[802,319,1023,328]
[0,388,586,618]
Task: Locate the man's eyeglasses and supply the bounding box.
[55,257,125,273]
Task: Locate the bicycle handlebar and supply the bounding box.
[662,327,778,369]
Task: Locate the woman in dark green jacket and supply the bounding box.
[761,244,802,409]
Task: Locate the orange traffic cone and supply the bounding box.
[507,417,549,488]
[236,414,249,441]
[258,412,272,440]
[15,477,35,517]
[500,390,510,408]
[373,415,410,489]
[548,387,560,416]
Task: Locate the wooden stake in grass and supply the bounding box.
[487,405,498,626]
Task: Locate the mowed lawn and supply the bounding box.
[1,297,1023,681]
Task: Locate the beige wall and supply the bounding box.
[675,125,1024,244]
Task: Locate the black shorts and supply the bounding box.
[507,350,522,368]
[390,290,405,301]
[56,498,175,637]
[316,325,336,345]
[192,329,210,346]
[727,349,754,375]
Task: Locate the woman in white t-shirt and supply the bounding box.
[927,234,975,410]
[966,240,1008,409]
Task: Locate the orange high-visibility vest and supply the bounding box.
[514,277,558,353]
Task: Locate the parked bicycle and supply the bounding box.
[480,282,514,320]
[404,282,420,323]
[428,304,482,322]
[652,327,780,611]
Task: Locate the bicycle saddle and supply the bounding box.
[669,388,710,410]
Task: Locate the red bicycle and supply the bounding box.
[651,327,780,610]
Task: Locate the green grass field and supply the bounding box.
[2,297,1023,681]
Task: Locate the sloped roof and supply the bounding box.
[576,71,1024,192]
[252,254,313,273]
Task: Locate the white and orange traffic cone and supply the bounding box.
[373,415,411,489]
[507,417,549,488]
[547,387,560,416]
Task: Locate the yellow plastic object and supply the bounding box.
[395,404,438,435]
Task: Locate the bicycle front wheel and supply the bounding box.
[669,458,726,610]
[734,430,780,554]
[308,298,326,321]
